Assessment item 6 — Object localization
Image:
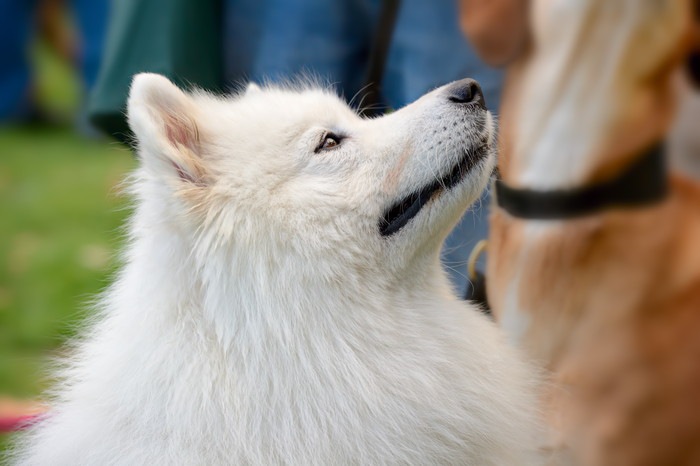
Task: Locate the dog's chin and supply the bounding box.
[378,142,491,237]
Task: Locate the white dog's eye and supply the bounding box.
[315,133,342,153]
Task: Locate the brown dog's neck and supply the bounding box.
[489,0,694,356]
[497,1,691,190]
[499,69,679,191]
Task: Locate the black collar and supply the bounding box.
[495,142,668,220]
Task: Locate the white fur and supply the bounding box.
[11,75,541,465]
[501,273,530,349]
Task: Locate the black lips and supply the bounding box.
[378,147,486,237]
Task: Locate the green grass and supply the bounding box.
[0,126,135,450]
[0,20,136,454]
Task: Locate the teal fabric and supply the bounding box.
[87,0,223,143]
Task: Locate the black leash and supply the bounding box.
[361,0,401,117]
[689,0,700,89]
[463,240,491,316]
[464,272,490,316]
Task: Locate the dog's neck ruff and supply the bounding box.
[495,142,668,220]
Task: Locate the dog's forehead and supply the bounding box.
[232,87,358,127]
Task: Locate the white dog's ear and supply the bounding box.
[127,73,206,184]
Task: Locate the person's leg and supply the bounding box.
[384,0,503,293]
[222,0,380,98]
[382,0,502,109]
[71,0,109,91]
[0,0,38,121]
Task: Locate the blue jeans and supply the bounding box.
[0,0,36,120]
[72,0,110,91]
[223,0,502,293]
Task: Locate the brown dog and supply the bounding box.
[461,0,700,464]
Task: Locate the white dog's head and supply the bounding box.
[127,74,495,286]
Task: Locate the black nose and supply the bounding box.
[447,79,486,110]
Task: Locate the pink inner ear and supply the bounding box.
[164,114,197,150]
[161,112,202,183]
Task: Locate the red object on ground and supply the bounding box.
[0,413,43,432]
[0,397,47,432]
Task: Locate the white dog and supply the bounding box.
[12,74,541,465]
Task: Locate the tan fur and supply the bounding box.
[485,0,700,464]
